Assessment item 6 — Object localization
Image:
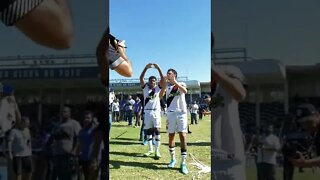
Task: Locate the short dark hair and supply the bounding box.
[167,68,177,78]
[149,76,157,81]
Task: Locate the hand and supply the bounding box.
[289,152,307,167]
[153,63,160,69]
[146,63,153,69]
[172,75,178,84]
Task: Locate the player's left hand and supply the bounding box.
[153,63,160,69]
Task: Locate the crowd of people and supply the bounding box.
[0,83,109,180]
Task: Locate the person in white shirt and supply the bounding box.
[109,89,116,133]
[140,63,165,159]
[0,84,21,138]
[161,68,189,174]
[112,98,120,122]
[256,125,280,180]
[190,101,199,125]
[212,65,247,180]
[7,117,32,180]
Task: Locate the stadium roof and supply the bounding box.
[220,59,286,85]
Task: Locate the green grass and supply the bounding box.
[109,115,211,180]
[246,166,320,180]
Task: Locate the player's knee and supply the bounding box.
[179,132,186,138]
[147,129,153,135]
[169,133,175,138]
[154,129,160,135]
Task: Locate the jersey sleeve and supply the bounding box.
[108,34,123,70]
[180,82,187,88]
[0,0,45,26]
[222,65,246,85]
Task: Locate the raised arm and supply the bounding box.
[114,45,133,77]
[153,63,165,88]
[15,0,74,49]
[172,76,187,94]
[139,63,153,87]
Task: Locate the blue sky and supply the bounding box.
[0,0,107,56]
[110,0,211,82]
[213,0,320,65]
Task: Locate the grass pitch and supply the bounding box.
[109,115,211,180]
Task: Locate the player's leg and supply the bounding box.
[154,127,161,159]
[144,128,154,156]
[191,113,194,124]
[167,112,177,168]
[13,157,22,180]
[177,112,189,174]
[153,111,162,159]
[195,113,198,124]
[143,113,154,156]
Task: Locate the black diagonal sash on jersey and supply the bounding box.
[145,86,156,106]
[166,85,179,108]
[109,34,117,49]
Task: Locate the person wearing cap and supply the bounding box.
[256,125,281,180]
[202,94,211,106]
[211,64,247,180]
[289,103,320,168]
[201,94,212,117]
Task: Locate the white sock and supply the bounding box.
[181,151,187,164]
[155,135,161,152]
[147,135,153,152]
[169,147,175,161]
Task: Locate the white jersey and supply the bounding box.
[212,65,246,180]
[142,84,162,111]
[190,104,199,114]
[109,92,115,105]
[165,82,187,113]
[257,134,281,165]
[112,102,120,112]
[8,128,32,157]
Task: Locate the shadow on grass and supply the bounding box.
[112,137,139,141]
[111,124,131,127]
[109,160,175,170]
[109,141,142,145]
[162,142,211,146]
[109,151,146,157]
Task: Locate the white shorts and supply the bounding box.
[213,160,246,180]
[143,110,161,129]
[166,111,188,133]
